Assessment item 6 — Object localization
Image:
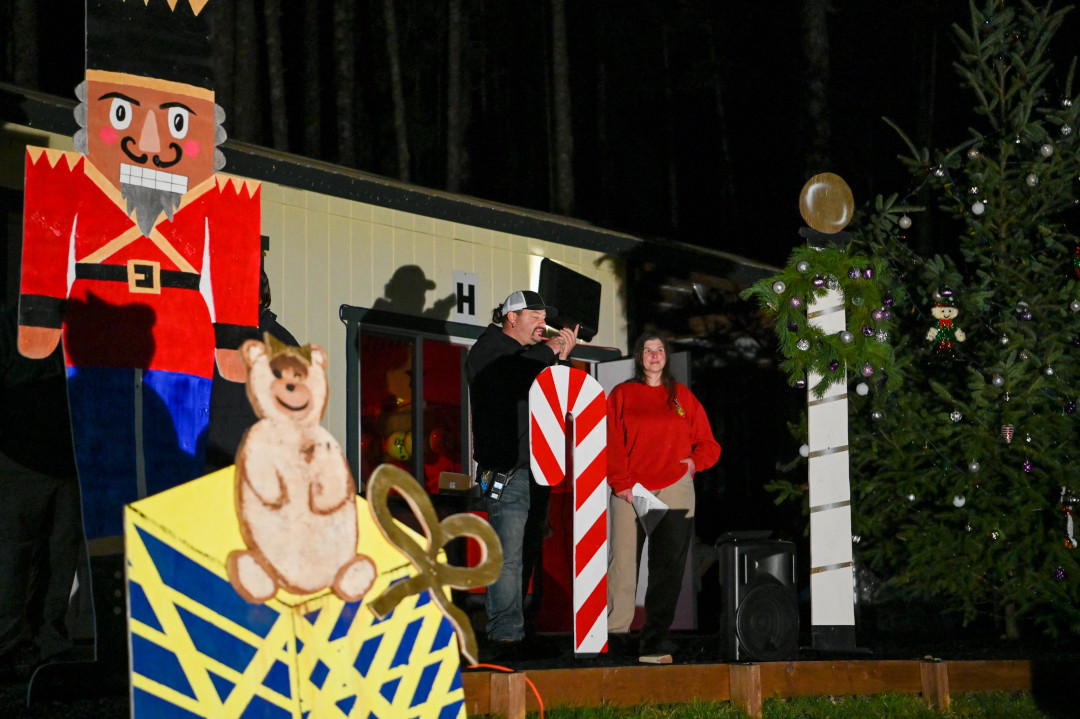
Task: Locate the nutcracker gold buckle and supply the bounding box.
[127,259,161,294]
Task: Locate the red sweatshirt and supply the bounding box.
[606,381,721,494]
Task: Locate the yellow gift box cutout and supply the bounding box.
[124,466,476,718]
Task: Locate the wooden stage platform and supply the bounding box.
[461,657,1052,718]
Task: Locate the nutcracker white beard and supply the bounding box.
[121,183,183,237]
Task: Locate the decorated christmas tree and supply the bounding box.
[749,0,1080,639]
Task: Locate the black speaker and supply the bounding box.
[718,538,799,661]
[538,258,601,342]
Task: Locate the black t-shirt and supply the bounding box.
[465,324,559,472]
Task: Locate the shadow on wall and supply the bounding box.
[372,265,455,320]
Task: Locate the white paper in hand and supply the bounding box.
[631,483,668,535]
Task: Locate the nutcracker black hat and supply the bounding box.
[86,0,215,90]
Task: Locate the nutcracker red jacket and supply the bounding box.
[606,380,721,494]
[18,147,260,378]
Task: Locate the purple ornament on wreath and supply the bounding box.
[863,267,874,279]
[1023,460,1033,473]
[861,363,875,377]
[884,296,894,307]
[829,360,840,371]
[872,309,885,321]
[789,296,803,309]
[788,321,799,331]
[812,276,825,288]
[862,326,874,336]
[848,267,861,280]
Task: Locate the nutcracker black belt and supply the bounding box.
[76,261,201,293]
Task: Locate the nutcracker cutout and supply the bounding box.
[18,0,260,541]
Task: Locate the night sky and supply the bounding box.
[10,1,1080,266]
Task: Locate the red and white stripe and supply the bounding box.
[530,365,608,656]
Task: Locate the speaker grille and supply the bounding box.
[735,580,799,661]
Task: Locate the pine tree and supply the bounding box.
[750,0,1080,639]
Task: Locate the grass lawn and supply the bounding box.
[538,692,1056,718]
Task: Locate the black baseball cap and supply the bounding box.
[500,290,558,318]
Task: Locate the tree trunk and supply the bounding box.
[446,0,465,192]
[233,0,260,143]
[661,26,678,231]
[383,0,411,182]
[705,17,736,221]
[303,0,322,158]
[263,0,289,151]
[208,0,235,120]
[800,0,831,175]
[550,0,574,215]
[333,0,357,167]
[12,0,37,89]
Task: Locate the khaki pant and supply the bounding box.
[607,472,695,645]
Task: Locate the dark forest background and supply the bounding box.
[8,1,1073,267]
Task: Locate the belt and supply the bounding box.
[76,261,200,294]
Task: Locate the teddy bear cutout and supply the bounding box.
[227,333,376,603]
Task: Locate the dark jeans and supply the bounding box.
[483,469,550,642]
[0,458,87,663]
[637,506,694,655]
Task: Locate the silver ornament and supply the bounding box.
[855,382,869,396]
[898,215,912,229]
[799,444,810,458]
[906,493,916,502]
[1026,173,1039,187]
[1063,124,1074,136]
[950,410,963,422]
[1000,334,1010,346]
[1070,300,1080,313]
[839,330,854,344]
[968,461,980,473]
[967,148,980,160]
[1065,98,1075,108]
[933,166,946,178]
[826,276,840,290]
[992,375,1005,387]
[797,261,810,273]
[972,201,986,215]
[875,330,889,343]
[1045,365,1055,376]
[772,280,786,294]
[969,186,980,195]
[953,495,966,508]
[797,339,810,351]
[1041,143,1055,157]
[871,410,884,421]
[991,531,1000,540]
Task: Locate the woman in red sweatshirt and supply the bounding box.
[607,331,721,663]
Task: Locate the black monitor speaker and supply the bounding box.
[538,258,600,342]
[718,539,799,661]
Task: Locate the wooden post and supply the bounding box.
[728,663,762,719]
[920,660,950,712]
[488,671,527,719]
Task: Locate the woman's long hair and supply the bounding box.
[631,331,678,407]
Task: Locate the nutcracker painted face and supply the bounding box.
[80,0,219,236]
[86,72,216,227]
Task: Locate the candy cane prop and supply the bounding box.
[530,365,608,656]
